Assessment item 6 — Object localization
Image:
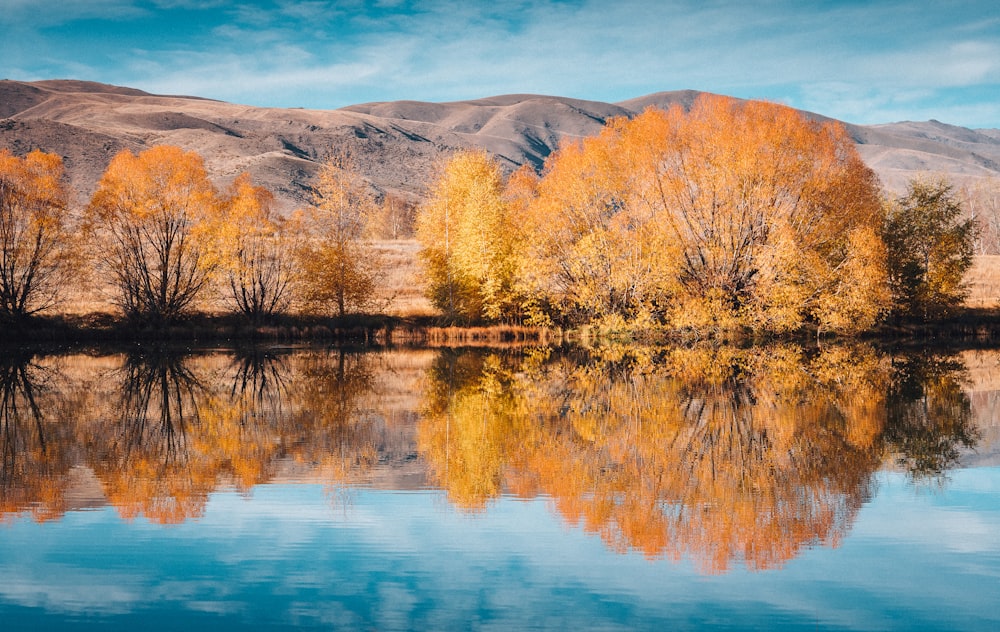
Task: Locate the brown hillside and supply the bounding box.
[2,79,998,211]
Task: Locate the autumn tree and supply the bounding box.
[883,178,977,319]
[524,95,889,334]
[87,146,219,324]
[297,154,383,317]
[417,151,527,322]
[415,344,889,569]
[212,174,295,322]
[0,149,76,319]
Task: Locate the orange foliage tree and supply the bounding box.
[0,149,76,319]
[87,145,220,324]
[0,351,77,523]
[521,95,889,333]
[415,343,975,571]
[211,173,296,322]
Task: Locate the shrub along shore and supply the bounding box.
[6,307,1000,348]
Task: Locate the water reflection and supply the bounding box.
[417,343,982,572]
[0,342,986,572]
[0,350,76,522]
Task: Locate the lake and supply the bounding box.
[1,342,998,631]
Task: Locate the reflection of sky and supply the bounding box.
[1,469,998,631]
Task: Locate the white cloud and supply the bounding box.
[3,0,998,126]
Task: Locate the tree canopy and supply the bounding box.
[296,154,383,317]
[419,95,892,334]
[0,149,76,319]
[883,178,977,320]
[87,145,220,324]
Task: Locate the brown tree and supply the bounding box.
[297,155,383,317]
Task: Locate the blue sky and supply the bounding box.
[2,0,998,128]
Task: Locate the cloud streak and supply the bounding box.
[2,0,998,127]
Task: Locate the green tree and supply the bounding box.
[883,179,977,319]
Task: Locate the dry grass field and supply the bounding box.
[964,255,1000,308]
[45,249,1000,329]
[53,239,436,320]
[370,239,435,317]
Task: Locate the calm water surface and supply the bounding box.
[1,343,998,631]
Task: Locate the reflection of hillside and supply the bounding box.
[417,344,980,572]
[956,350,1000,467]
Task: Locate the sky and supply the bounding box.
[1,0,998,128]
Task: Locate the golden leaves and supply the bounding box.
[0,149,75,317]
[418,95,892,335]
[414,343,900,570]
[87,146,221,322]
[297,155,383,317]
[417,151,528,323]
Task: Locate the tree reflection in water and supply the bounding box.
[283,349,381,488]
[87,348,216,524]
[885,352,979,477]
[0,350,74,522]
[85,347,383,523]
[417,343,981,573]
[0,342,984,572]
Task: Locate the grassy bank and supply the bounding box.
[9,306,1000,348]
[0,311,559,347]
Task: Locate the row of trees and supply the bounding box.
[417,95,978,333]
[0,146,418,324]
[0,94,979,333]
[418,343,977,569]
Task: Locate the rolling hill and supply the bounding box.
[2,79,999,210]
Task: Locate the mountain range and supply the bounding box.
[2,79,999,211]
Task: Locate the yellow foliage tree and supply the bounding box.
[0,149,76,319]
[297,155,382,317]
[87,145,220,324]
[417,151,526,322]
[370,193,417,240]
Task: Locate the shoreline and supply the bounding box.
[6,307,1000,349]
